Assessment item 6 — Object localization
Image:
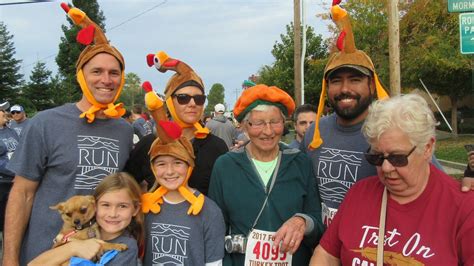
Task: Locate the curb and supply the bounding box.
[438,159,466,170]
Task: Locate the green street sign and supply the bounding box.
[449,0,474,12]
[460,13,474,54]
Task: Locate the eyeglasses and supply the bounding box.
[11,111,21,114]
[173,94,206,106]
[364,146,417,167]
[246,119,284,130]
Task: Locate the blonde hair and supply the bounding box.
[94,172,144,251]
[362,93,437,154]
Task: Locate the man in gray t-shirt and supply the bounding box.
[205,103,237,148]
[301,19,445,228]
[2,6,133,265]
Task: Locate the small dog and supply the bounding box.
[50,195,127,261]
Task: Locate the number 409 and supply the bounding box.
[253,241,287,261]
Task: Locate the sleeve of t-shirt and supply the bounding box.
[204,198,226,263]
[109,235,138,265]
[7,117,47,181]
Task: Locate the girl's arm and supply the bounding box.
[28,238,102,266]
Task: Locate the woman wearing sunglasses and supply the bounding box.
[310,94,474,265]
[125,51,228,194]
[208,85,324,266]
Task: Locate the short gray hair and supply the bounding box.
[242,104,285,122]
[362,94,437,154]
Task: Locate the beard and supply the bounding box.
[328,92,374,121]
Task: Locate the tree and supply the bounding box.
[205,83,225,115]
[55,0,106,102]
[49,73,73,107]
[0,21,23,102]
[400,0,472,136]
[23,61,55,112]
[118,72,144,110]
[257,23,327,105]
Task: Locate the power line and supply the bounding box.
[0,0,52,6]
[21,0,167,70]
[108,0,167,31]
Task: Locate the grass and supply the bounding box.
[434,134,473,165]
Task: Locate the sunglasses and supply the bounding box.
[173,94,206,106]
[11,111,21,114]
[364,146,417,167]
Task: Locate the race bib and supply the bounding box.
[244,229,292,266]
[322,203,338,226]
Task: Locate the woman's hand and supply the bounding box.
[272,216,306,255]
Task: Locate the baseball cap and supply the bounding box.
[326,64,372,79]
[10,105,24,113]
[0,101,10,111]
[214,103,225,113]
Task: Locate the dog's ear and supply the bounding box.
[50,202,64,212]
[87,195,96,205]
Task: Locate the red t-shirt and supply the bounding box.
[320,164,474,265]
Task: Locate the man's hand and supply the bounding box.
[461,177,474,192]
[272,216,306,255]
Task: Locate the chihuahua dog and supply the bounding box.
[50,195,127,259]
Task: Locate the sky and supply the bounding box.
[1,0,330,109]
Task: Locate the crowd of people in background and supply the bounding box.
[1,2,474,266]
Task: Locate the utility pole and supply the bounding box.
[388,0,401,95]
[294,0,302,106]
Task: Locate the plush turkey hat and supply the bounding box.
[234,84,295,122]
[146,51,209,138]
[141,81,204,216]
[61,2,125,123]
[307,1,389,150]
[149,135,195,168]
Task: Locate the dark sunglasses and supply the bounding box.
[173,94,206,106]
[11,111,21,114]
[364,146,417,167]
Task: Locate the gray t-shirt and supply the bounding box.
[9,118,30,137]
[0,126,19,178]
[132,117,153,139]
[302,114,376,226]
[7,103,134,264]
[205,115,237,148]
[143,194,225,266]
[108,232,139,265]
